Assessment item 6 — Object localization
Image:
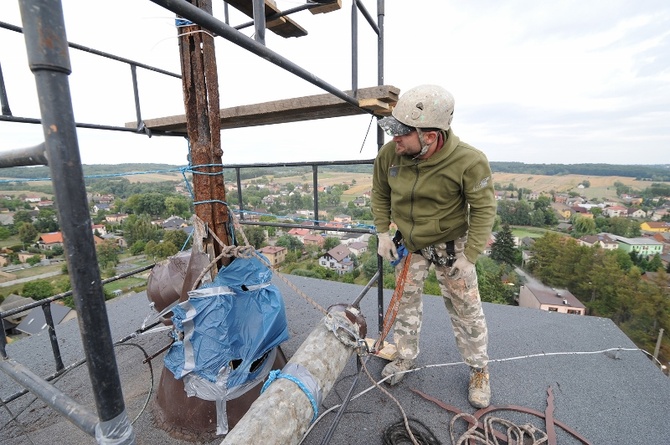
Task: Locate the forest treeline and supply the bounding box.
[1,162,668,183]
[490,162,670,181]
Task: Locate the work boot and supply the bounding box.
[381,358,415,385]
[468,367,491,409]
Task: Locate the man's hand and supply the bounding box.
[377,232,399,261]
[449,253,475,279]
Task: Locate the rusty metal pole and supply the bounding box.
[178,0,231,262]
[152,1,270,440]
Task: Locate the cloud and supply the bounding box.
[1,1,669,167]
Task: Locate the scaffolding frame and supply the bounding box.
[0,1,389,443]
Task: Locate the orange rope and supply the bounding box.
[374,252,412,352]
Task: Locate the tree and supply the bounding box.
[34,209,59,233]
[0,226,11,240]
[18,222,38,248]
[123,214,162,246]
[13,210,33,227]
[165,195,191,217]
[163,229,190,251]
[646,254,663,273]
[572,215,596,237]
[97,240,120,269]
[22,280,54,300]
[490,224,517,265]
[476,257,518,305]
[27,255,42,266]
[145,240,177,260]
[238,226,265,249]
[534,195,552,212]
[324,237,340,250]
[275,235,304,253]
[144,240,159,260]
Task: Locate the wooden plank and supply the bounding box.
[358,98,392,115]
[309,0,342,15]
[129,85,400,132]
[226,0,307,38]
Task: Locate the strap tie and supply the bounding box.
[261,364,321,423]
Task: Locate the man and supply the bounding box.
[371,84,496,409]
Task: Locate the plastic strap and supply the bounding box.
[261,364,321,423]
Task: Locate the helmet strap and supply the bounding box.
[413,129,431,159]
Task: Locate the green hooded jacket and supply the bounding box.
[371,129,496,263]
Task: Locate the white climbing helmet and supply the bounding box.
[378,84,455,136]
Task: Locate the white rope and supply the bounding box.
[298,346,644,444]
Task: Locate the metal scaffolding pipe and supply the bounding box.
[0,63,11,116]
[0,357,99,437]
[221,305,367,445]
[150,0,361,109]
[0,143,47,167]
[17,0,134,442]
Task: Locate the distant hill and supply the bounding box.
[489,162,670,181]
[0,163,668,187]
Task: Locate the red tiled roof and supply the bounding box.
[39,232,63,244]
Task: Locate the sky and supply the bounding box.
[1,0,669,167]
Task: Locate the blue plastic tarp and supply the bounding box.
[164,254,289,390]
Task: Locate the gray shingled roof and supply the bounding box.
[1,276,669,444]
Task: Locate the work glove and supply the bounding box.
[449,253,475,280]
[377,232,398,262]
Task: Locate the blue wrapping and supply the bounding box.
[164,254,289,389]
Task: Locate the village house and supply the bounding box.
[603,205,627,218]
[318,244,354,275]
[525,191,541,201]
[353,196,367,207]
[302,234,325,248]
[518,283,586,315]
[650,233,670,254]
[37,232,64,250]
[571,205,593,218]
[565,196,586,207]
[553,193,569,204]
[287,228,311,243]
[102,233,128,249]
[17,252,44,263]
[93,202,111,214]
[621,194,644,206]
[258,245,286,267]
[34,200,54,209]
[609,235,664,258]
[105,213,129,223]
[91,224,107,236]
[347,241,368,256]
[649,208,668,222]
[161,215,188,230]
[578,233,619,250]
[627,208,646,219]
[23,196,41,203]
[640,221,670,233]
[339,233,370,246]
[38,231,105,250]
[333,214,352,223]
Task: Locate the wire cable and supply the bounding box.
[383,418,441,445]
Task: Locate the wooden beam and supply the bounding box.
[309,0,342,15]
[226,0,307,38]
[129,85,399,133]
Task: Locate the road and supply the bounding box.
[0,270,62,287]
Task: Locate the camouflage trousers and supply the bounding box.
[392,234,489,369]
